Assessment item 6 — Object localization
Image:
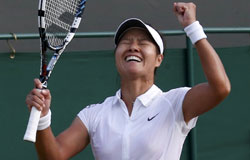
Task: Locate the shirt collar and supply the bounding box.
[137,84,162,107]
[112,89,121,105]
[113,84,162,107]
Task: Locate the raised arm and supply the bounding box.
[26,79,89,159]
[173,2,231,123]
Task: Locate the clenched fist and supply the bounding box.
[173,2,197,27]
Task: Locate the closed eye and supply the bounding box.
[119,39,130,44]
[139,40,152,45]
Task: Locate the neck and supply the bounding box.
[120,78,154,116]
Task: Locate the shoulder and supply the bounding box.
[79,95,115,114]
[77,95,116,132]
[161,87,191,108]
[163,87,190,99]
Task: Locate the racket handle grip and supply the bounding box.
[23,107,41,142]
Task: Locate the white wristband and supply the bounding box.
[37,109,51,130]
[184,21,207,45]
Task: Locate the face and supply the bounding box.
[115,28,163,80]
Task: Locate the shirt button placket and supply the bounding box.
[122,114,131,160]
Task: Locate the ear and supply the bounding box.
[155,54,164,67]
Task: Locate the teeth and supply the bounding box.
[125,56,142,62]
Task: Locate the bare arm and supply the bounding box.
[173,2,231,123]
[26,79,89,159]
[35,117,89,160]
[183,39,231,122]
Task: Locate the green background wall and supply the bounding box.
[0,46,249,159]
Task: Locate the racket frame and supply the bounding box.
[23,0,86,142]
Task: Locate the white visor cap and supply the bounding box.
[114,18,164,54]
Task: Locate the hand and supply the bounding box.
[173,2,197,27]
[26,79,51,117]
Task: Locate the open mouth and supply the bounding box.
[125,56,142,62]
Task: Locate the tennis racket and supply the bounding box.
[23,0,87,143]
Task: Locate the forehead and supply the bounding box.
[120,28,152,40]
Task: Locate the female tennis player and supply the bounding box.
[25,2,230,160]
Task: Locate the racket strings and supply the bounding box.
[45,0,81,47]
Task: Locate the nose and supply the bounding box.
[128,41,140,52]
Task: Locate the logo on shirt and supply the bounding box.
[147,113,160,121]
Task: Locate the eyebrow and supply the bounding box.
[121,36,152,42]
